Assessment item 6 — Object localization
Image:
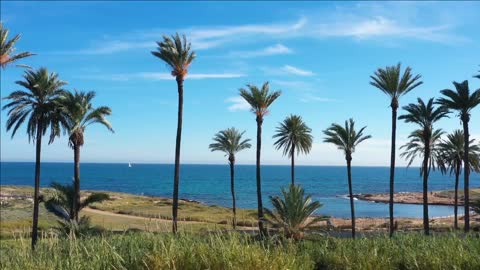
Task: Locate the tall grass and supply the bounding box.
[1,231,479,269]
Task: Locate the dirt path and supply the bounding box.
[83,207,207,224]
[83,207,257,231]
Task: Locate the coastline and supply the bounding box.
[352,188,480,206]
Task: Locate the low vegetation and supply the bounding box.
[1,232,479,270]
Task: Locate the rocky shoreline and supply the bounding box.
[352,191,467,206]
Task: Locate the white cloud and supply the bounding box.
[77,72,245,81]
[281,65,315,76]
[230,44,293,58]
[226,96,250,112]
[299,94,335,103]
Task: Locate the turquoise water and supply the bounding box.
[1,162,477,218]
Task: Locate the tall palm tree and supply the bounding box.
[437,80,480,232]
[273,115,313,186]
[370,63,422,237]
[400,129,445,175]
[2,68,66,249]
[0,23,35,69]
[240,82,281,236]
[264,185,324,239]
[438,130,480,229]
[323,118,371,238]
[152,33,195,234]
[209,128,251,229]
[57,90,113,222]
[399,98,448,235]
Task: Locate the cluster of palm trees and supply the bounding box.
[153,33,480,239]
[2,23,480,247]
[2,24,114,250]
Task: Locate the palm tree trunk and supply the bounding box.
[229,158,236,229]
[172,76,184,234]
[291,145,295,186]
[73,143,80,222]
[462,118,470,232]
[346,155,355,239]
[31,121,43,250]
[423,135,430,236]
[256,116,266,236]
[454,162,460,230]
[389,104,397,237]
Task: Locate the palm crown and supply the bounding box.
[209,128,251,160]
[438,130,480,175]
[436,80,480,121]
[2,68,67,143]
[0,23,35,68]
[151,33,196,78]
[323,118,371,158]
[58,90,113,148]
[370,63,423,107]
[239,82,281,118]
[399,98,449,132]
[264,185,323,239]
[273,115,312,157]
[400,129,445,176]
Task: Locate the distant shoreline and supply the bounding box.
[353,188,480,206]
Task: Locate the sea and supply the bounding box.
[1,162,478,218]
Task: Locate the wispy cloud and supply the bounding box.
[226,96,250,112]
[262,65,315,77]
[229,44,293,58]
[77,72,245,81]
[54,3,469,56]
[281,65,315,76]
[299,93,335,103]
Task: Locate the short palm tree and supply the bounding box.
[437,80,480,232]
[45,182,110,221]
[2,68,66,249]
[399,98,448,235]
[240,82,281,236]
[264,185,323,239]
[209,128,251,229]
[323,118,371,238]
[0,23,35,68]
[370,63,422,237]
[57,90,113,222]
[438,130,480,229]
[273,115,313,186]
[45,182,109,236]
[152,33,195,234]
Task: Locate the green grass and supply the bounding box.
[1,232,479,270]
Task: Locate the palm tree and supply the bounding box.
[273,115,313,186]
[57,90,113,222]
[152,33,195,234]
[45,182,110,221]
[0,23,35,68]
[264,185,324,239]
[400,129,445,175]
[323,118,371,238]
[2,68,66,249]
[45,182,109,236]
[438,130,480,229]
[240,82,281,236]
[437,80,480,232]
[370,63,422,237]
[209,128,251,229]
[399,98,448,235]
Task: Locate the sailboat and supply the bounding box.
[128,162,132,168]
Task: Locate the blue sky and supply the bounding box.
[1,1,480,166]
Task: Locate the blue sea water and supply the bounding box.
[1,162,478,218]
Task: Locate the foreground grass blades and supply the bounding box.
[1,232,479,270]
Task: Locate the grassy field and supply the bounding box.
[1,232,479,270]
[0,185,258,238]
